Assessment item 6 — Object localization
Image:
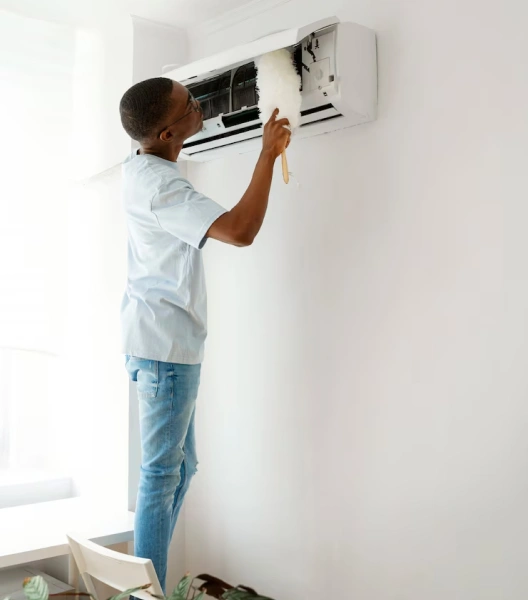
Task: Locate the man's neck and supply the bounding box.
[139,144,182,162]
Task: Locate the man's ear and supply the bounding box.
[160,128,173,143]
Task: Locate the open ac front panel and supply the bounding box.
[181,23,344,158]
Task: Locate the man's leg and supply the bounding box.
[170,406,198,537]
[126,357,201,592]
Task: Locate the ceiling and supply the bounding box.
[0,0,255,28]
[128,0,255,28]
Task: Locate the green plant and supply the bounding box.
[8,573,275,600]
[5,576,205,600]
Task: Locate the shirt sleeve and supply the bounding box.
[151,178,227,250]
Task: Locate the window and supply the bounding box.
[0,10,75,507]
[0,8,131,511]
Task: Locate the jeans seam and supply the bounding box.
[156,359,165,587]
[165,364,174,578]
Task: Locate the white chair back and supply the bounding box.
[67,534,163,600]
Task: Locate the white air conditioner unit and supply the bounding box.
[164,17,377,161]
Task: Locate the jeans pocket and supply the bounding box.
[136,360,159,399]
[126,356,159,398]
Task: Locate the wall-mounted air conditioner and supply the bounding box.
[164,17,377,161]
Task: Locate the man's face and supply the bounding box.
[162,81,203,141]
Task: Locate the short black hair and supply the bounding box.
[119,77,174,141]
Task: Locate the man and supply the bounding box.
[119,76,290,591]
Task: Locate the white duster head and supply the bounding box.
[256,49,302,131]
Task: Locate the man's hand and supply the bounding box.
[262,108,291,159]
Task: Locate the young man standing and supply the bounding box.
[119,77,290,590]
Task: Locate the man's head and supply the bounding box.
[119,77,203,147]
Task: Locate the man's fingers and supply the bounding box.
[263,108,292,153]
[268,108,280,122]
[282,131,291,151]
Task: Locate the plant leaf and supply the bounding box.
[167,575,191,600]
[222,591,274,600]
[107,584,152,600]
[222,591,252,600]
[49,593,93,598]
[23,577,49,600]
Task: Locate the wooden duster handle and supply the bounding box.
[281,151,289,184]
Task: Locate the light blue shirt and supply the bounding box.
[121,151,227,364]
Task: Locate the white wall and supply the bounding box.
[70,23,133,181]
[132,16,188,83]
[183,1,528,598]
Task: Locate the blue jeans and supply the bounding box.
[125,356,201,592]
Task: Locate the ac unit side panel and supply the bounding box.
[333,22,377,121]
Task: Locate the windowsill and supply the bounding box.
[0,471,74,509]
[0,497,135,568]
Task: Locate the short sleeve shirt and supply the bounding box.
[120,151,227,364]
